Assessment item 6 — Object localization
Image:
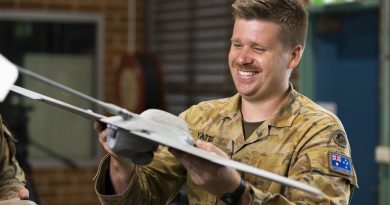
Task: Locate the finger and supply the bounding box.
[196,140,228,157]
[97,130,116,156]
[98,135,107,147]
[93,121,107,132]
[188,169,206,185]
[18,187,29,200]
[195,140,214,152]
[93,121,101,131]
[169,148,195,168]
[169,148,188,164]
[98,130,107,144]
[101,142,117,157]
[170,148,214,174]
[170,146,220,171]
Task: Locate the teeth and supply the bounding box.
[239,71,257,76]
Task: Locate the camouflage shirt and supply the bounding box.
[95,87,358,205]
[0,117,26,200]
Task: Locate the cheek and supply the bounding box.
[263,55,284,72]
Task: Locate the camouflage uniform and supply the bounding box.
[95,87,358,205]
[0,117,27,200]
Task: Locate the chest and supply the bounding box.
[190,119,300,187]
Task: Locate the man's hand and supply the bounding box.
[94,121,118,157]
[18,187,29,200]
[169,140,242,197]
[94,121,158,165]
[94,121,135,194]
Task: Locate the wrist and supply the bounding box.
[237,184,251,205]
[109,156,135,194]
[220,178,247,205]
[110,155,135,171]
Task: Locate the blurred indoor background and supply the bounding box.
[0,0,388,204]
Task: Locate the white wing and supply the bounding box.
[11,85,323,196]
[101,113,323,196]
[0,54,19,102]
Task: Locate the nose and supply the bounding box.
[236,49,254,65]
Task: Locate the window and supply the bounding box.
[0,11,104,167]
[147,0,235,115]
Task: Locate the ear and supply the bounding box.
[287,44,304,69]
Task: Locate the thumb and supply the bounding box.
[195,140,228,158]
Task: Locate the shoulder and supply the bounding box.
[191,97,232,112]
[179,96,234,120]
[291,92,351,152]
[291,94,358,186]
[293,93,354,164]
[294,92,345,131]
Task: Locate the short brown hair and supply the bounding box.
[232,0,308,49]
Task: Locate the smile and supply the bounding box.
[238,70,259,76]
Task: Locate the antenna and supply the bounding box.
[17,67,133,119]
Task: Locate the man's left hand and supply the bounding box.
[169,140,241,197]
[18,187,29,200]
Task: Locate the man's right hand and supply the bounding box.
[94,121,158,165]
[18,187,29,200]
[94,121,136,194]
[94,121,116,157]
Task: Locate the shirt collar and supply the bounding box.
[218,84,301,128]
[269,86,301,128]
[218,93,241,119]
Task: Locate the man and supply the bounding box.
[94,0,358,204]
[0,115,35,205]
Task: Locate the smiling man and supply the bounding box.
[94,0,358,204]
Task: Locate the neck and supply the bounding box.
[241,88,289,122]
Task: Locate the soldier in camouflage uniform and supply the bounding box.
[94,0,358,204]
[0,115,37,205]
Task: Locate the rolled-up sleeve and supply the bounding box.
[0,124,26,200]
[245,124,358,205]
[94,147,187,205]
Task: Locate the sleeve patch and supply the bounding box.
[332,130,347,148]
[328,152,352,176]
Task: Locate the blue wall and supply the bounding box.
[313,10,379,205]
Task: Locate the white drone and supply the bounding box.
[0,54,323,196]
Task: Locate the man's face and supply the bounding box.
[228,18,300,102]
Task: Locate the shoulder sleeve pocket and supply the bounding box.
[307,152,358,188]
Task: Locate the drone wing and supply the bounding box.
[101,113,323,196]
[10,85,323,196]
[10,85,105,120]
[0,54,19,102]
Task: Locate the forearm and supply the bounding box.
[237,185,252,205]
[0,178,25,200]
[0,133,26,200]
[95,148,187,205]
[108,156,135,194]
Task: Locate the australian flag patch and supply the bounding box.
[329,152,352,175]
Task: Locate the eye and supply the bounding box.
[231,41,242,48]
[253,47,266,53]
